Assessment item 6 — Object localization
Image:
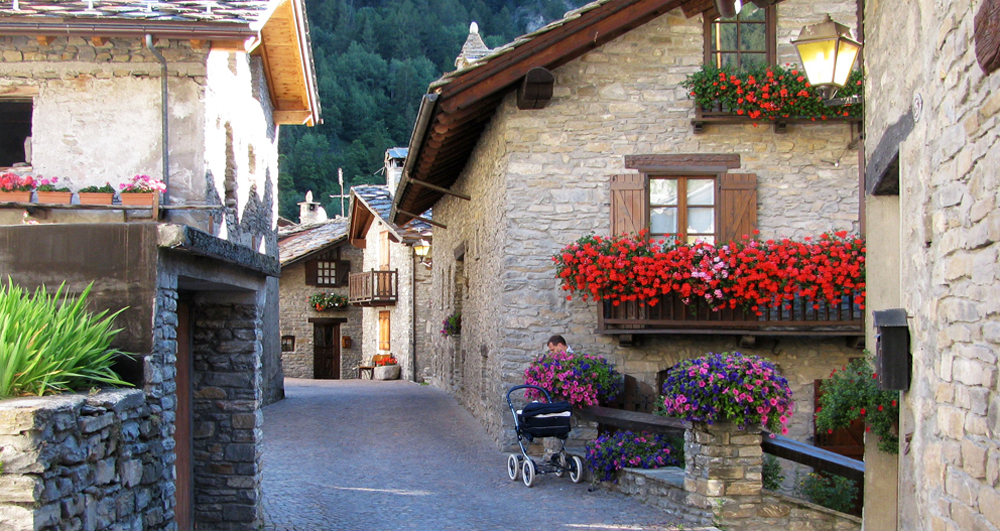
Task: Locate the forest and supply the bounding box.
[277,0,589,219]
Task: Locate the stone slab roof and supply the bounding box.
[352,184,431,244]
[0,0,269,24]
[278,217,349,266]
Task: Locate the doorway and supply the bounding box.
[313,321,341,379]
[175,301,193,531]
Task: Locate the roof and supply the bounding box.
[278,217,349,266]
[390,0,757,225]
[0,0,321,126]
[349,185,431,248]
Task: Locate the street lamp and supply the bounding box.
[414,240,431,266]
[792,15,862,101]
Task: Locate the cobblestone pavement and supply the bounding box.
[262,378,707,531]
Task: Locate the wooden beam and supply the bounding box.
[681,0,714,17]
[0,86,39,98]
[36,36,55,46]
[189,39,206,50]
[90,36,108,47]
[396,209,447,229]
[575,405,687,435]
[761,432,865,485]
[407,178,471,201]
[517,67,555,110]
[210,40,245,52]
[273,110,312,125]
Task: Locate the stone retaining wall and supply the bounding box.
[0,389,170,531]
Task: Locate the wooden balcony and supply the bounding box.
[348,269,398,307]
[597,292,863,338]
[691,105,861,134]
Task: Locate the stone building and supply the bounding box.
[0,0,319,528]
[391,0,866,472]
[863,0,1000,529]
[278,194,363,379]
[347,150,434,382]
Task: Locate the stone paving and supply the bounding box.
[262,378,712,531]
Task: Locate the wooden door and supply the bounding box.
[175,302,193,531]
[313,323,341,379]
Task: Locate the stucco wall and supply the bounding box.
[278,244,364,379]
[425,1,864,450]
[864,1,1000,530]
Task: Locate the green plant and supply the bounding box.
[762,454,785,491]
[309,292,348,311]
[523,351,622,407]
[814,357,899,453]
[0,281,132,398]
[35,177,70,192]
[78,183,115,194]
[798,472,858,513]
[440,312,461,337]
[119,175,166,194]
[584,430,681,482]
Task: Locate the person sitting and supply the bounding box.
[546,335,573,354]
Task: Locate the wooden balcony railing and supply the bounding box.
[598,292,863,337]
[692,105,861,134]
[348,269,398,307]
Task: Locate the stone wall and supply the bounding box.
[864,0,1000,530]
[425,0,864,449]
[0,390,171,531]
[278,244,364,379]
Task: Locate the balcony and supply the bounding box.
[597,292,863,338]
[348,270,398,307]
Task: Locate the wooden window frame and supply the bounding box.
[280,335,295,352]
[649,176,717,243]
[305,248,350,287]
[378,311,391,351]
[703,5,777,68]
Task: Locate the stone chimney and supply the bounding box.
[454,22,491,70]
[384,147,407,196]
[297,191,328,225]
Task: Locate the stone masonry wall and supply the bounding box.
[427,0,863,450]
[865,0,1000,530]
[0,390,170,531]
[279,244,364,379]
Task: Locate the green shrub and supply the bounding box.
[762,454,785,491]
[798,472,858,513]
[584,430,681,482]
[0,281,132,398]
[815,357,899,453]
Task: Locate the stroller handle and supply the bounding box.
[506,384,553,404]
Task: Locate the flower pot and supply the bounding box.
[78,192,114,205]
[36,191,72,204]
[0,191,31,203]
[374,365,400,380]
[120,192,157,208]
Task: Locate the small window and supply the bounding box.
[650,176,716,244]
[0,100,32,168]
[378,311,391,350]
[705,4,775,69]
[305,249,348,287]
[281,336,295,352]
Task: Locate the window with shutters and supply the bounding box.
[378,311,391,350]
[705,4,776,69]
[650,177,716,244]
[305,248,351,287]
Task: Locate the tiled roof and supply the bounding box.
[0,0,270,24]
[278,217,349,266]
[352,184,431,244]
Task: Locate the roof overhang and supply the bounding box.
[390,0,779,225]
[348,191,405,248]
[279,236,349,268]
[253,0,322,126]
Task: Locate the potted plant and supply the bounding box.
[118,174,165,208]
[814,357,899,453]
[35,177,72,204]
[0,172,35,203]
[440,312,461,337]
[78,183,116,205]
[584,430,680,482]
[659,351,794,435]
[309,292,349,311]
[373,355,400,380]
[523,350,623,407]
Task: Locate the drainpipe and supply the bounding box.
[411,247,418,383]
[145,34,170,205]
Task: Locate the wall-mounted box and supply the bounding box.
[873,308,910,391]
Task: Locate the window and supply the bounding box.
[705,4,775,69]
[305,248,350,287]
[378,311,390,350]
[281,336,295,352]
[379,230,391,270]
[0,100,32,168]
[650,177,716,243]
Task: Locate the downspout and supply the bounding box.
[145,34,170,205]
[411,247,418,383]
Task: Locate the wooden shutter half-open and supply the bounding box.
[304,259,318,286]
[337,260,351,286]
[610,173,648,236]
[718,173,758,243]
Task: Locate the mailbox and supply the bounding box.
[342,335,352,349]
[873,308,910,391]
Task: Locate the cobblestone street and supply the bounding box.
[262,379,701,531]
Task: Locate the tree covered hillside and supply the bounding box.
[278,0,589,219]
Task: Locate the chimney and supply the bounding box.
[298,190,328,225]
[455,22,491,70]
[384,147,408,196]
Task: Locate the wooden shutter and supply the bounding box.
[379,231,390,270]
[378,311,391,350]
[610,173,648,236]
[304,259,318,286]
[718,173,758,243]
[336,260,351,286]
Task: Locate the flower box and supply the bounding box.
[78,192,114,205]
[0,191,31,203]
[120,192,158,208]
[36,191,72,204]
[374,365,400,380]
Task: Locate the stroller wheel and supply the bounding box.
[522,458,536,487]
[569,455,584,484]
[506,453,520,481]
[553,453,565,477]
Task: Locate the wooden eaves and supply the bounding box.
[390,0,783,226]
[253,0,322,126]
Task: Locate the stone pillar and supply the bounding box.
[684,421,763,528]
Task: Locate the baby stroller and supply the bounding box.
[505,384,584,487]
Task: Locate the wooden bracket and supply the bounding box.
[91,37,108,47]
[36,36,55,46]
[516,67,555,110]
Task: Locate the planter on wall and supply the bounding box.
[374,365,400,380]
[0,191,31,203]
[120,192,158,208]
[78,192,114,205]
[36,191,72,204]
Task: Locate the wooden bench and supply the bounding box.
[357,354,391,379]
